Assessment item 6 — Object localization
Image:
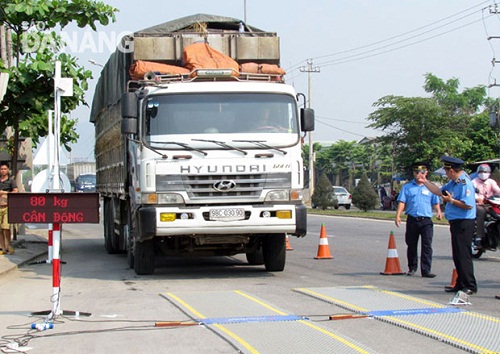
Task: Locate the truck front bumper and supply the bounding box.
[137,204,307,241]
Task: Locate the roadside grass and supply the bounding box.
[307,208,448,225]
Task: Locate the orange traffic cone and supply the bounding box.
[445,268,458,289]
[380,231,405,275]
[314,223,333,259]
[286,235,294,251]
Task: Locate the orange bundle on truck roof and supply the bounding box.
[183,42,239,75]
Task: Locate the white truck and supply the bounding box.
[90,14,314,274]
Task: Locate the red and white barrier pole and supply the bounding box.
[49,222,62,319]
[47,223,53,263]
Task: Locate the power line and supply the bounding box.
[316,115,367,125]
[315,1,489,61]
[317,14,493,68]
[315,117,379,139]
[285,1,492,73]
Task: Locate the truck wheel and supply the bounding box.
[134,239,155,275]
[103,198,118,254]
[126,203,135,268]
[263,233,286,272]
[246,248,264,265]
[125,225,134,269]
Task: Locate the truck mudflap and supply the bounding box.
[138,207,156,241]
[294,204,307,237]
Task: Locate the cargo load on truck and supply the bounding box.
[90,14,314,275]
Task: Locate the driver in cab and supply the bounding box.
[255,107,286,132]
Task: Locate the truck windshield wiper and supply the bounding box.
[232,140,287,155]
[192,139,247,155]
[149,140,208,156]
[128,138,168,159]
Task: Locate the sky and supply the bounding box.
[55,0,500,162]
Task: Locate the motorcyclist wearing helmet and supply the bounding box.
[472,164,500,248]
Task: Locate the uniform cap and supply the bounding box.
[441,155,464,169]
[412,161,429,171]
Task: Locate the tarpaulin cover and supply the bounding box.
[129,60,190,80]
[135,13,264,35]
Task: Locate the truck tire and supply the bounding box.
[126,203,135,269]
[246,248,264,265]
[103,198,119,254]
[126,225,134,269]
[134,239,155,275]
[263,233,286,272]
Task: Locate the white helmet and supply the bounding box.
[477,164,491,181]
[477,164,491,174]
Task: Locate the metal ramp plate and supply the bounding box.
[161,290,377,354]
[294,286,500,354]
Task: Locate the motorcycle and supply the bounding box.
[381,192,398,211]
[472,195,500,258]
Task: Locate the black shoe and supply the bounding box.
[406,270,416,276]
[445,286,461,293]
[422,273,436,278]
[462,288,476,295]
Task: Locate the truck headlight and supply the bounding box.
[265,190,289,201]
[141,193,185,204]
[264,189,303,202]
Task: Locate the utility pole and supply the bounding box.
[300,59,320,201]
[243,0,247,23]
[488,4,500,156]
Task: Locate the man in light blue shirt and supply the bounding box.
[396,162,442,277]
[423,156,477,295]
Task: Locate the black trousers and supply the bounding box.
[405,216,433,274]
[449,219,477,292]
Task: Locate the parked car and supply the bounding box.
[333,186,352,210]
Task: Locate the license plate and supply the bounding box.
[209,208,245,221]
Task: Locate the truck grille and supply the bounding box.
[156,173,291,200]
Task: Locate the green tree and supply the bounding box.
[315,140,378,189]
[351,171,378,212]
[0,0,117,173]
[367,73,495,175]
[311,174,335,210]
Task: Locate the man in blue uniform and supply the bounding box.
[395,162,442,277]
[422,156,477,295]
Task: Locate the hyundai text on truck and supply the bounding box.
[90,14,314,274]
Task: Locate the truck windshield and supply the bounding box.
[144,93,298,138]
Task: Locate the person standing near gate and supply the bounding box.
[0,162,18,255]
[422,156,477,295]
[395,162,442,277]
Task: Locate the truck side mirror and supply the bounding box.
[300,108,315,132]
[121,92,138,134]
